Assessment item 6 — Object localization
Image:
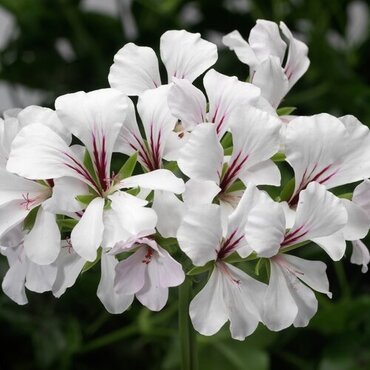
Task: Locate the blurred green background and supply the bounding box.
[0,0,370,369]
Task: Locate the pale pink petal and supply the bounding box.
[108,43,161,95]
[114,248,147,295]
[71,197,105,261]
[155,246,185,288]
[160,30,217,83]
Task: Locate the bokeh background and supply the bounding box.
[0,0,370,369]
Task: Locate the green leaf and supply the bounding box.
[224,147,232,156]
[81,248,102,274]
[280,177,295,201]
[221,132,232,149]
[75,194,96,205]
[271,152,286,162]
[23,206,40,231]
[226,180,245,193]
[277,106,296,116]
[338,192,352,200]
[117,152,138,180]
[126,187,140,196]
[254,258,264,276]
[83,149,100,188]
[187,261,214,276]
[56,218,78,231]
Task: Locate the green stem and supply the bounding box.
[179,278,198,370]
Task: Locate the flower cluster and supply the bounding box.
[1,20,369,341]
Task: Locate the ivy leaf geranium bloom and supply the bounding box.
[177,185,268,340]
[6,88,185,262]
[108,30,218,96]
[223,20,310,108]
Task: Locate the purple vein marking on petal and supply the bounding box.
[218,229,244,260]
[62,151,100,192]
[281,225,308,247]
[219,151,249,192]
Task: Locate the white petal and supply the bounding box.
[104,191,157,246]
[71,197,105,261]
[23,208,60,265]
[243,187,286,257]
[97,252,134,314]
[353,179,370,216]
[177,204,222,266]
[182,179,221,207]
[152,191,184,238]
[204,69,260,136]
[121,169,185,194]
[222,263,266,340]
[312,231,347,261]
[137,85,177,169]
[136,276,169,312]
[0,200,30,239]
[2,256,28,305]
[351,240,370,273]
[341,198,370,240]
[168,78,207,130]
[225,106,281,189]
[43,177,87,213]
[279,22,310,88]
[283,254,331,297]
[189,268,228,336]
[0,167,47,207]
[25,261,57,293]
[222,30,259,67]
[249,20,287,64]
[252,56,289,108]
[263,260,298,331]
[52,247,86,297]
[18,105,71,144]
[160,30,217,83]
[113,97,142,156]
[284,183,347,246]
[55,89,128,185]
[6,124,97,189]
[242,159,281,186]
[178,123,223,183]
[108,43,161,95]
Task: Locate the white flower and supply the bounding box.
[223,20,310,108]
[108,30,218,96]
[177,186,268,340]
